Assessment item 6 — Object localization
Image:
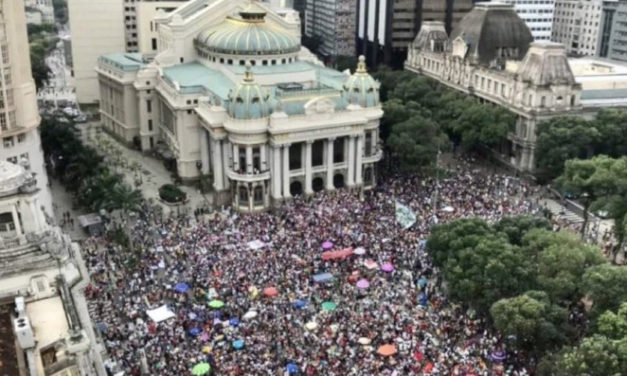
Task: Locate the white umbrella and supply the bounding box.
[243,311,258,320]
[354,247,366,255]
[358,337,371,345]
[305,321,318,331]
[442,206,454,213]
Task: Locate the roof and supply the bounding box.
[162,63,234,99]
[413,21,448,50]
[450,2,533,66]
[517,43,576,86]
[99,53,144,72]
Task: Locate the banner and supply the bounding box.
[395,201,416,230]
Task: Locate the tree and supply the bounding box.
[108,184,143,214]
[52,0,68,24]
[494,216,550,246]
[583,264,627,316]
[490,291,569,354]
[427,218,493,268]
[387,115,449,172]
[594,109,627,158]
[555,156,617,238]
[553,335,626,376]
[380,99,411,141]
[597,303,627,340]
[334,55,357,72]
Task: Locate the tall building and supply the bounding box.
[597,0,627,61]
[123,0,190,53]
[0,0,51,213]
[96,0,382,212]
[356,0,475,67]
[492,0,555,41]
[304,0,356,58]
[552,0,604,56]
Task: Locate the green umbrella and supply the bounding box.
[191,362,211,375]
[322,301,337,311]
[208,300,224,309]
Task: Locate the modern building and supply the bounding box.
[492,0,555,41]
[304,0,356,58]
[405,3,582,172]
[597,0,627,62]
[68,0,126,104]
[0,0,52,214]
[356,0,475,67]
[552,0,604,56]
[96,0,383,212]
[24,0,55,24]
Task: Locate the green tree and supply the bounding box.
[554,335,626,376]
[52,0,69,24]
[334,55,357,72]
[380,98,411,141]
[387,115,449,172]
[594,109,627,158]
[583,264,627,316]
[597,303,627,340]
[427,218,493,268]
[108,184,143,213]
[494,216,550,246]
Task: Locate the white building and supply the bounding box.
[136,1,190,56]
[24,0,55,24]
[552,0,604,56]
[97,0,383,212]
[304,0,356,58]
[492,0,555,41]
[0,0,52,214]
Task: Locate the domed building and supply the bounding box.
[97,0,383,212]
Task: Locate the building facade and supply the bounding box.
[552,0,604,56]
[97,0,383,213]
[405,3,582,172]
[597,0,627,61]
[24,0,55,24]
[304,0,356,58]
[492,0,555,41]
[356,0,475,67]
[136,1,189,56]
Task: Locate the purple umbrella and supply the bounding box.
[322,241,334,250]
[491,350,507,362]
[356,279,370,289]
[381,263,395,272]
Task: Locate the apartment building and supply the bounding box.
[552,0,604,56]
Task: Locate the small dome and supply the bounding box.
[196,4,300,56]
[227,65,273,119]
[343,56,380,108]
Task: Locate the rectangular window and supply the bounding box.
[17,133,25,143]
[3,136,13,148]
[148,119,153,131]
[146,99,152,113]
[152,38,157,51]
[0,113,6,131]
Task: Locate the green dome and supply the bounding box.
[343,56,380,108]
[196,5,300,56]
[227,65,273,120]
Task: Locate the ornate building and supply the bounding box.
[97,0,383,212]
[405,2,582,172]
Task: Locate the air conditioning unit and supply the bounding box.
[13,317,35,349]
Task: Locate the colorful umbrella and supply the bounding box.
[286,363,299,374]
[321,301,337,311]
[356,279,370,289]
[264,287,279,297]
[232,340,245,350]
[491,350,507,362]
[188,327,201,336]
[322,241,334,250]
[208,300,224,309]
[377,344,397,356]
[322,248,354,261]
[174,282,190,293]
[293,299,308,309]
[313,272,334,283]
[191,362,211,376]
[381,263,395,272]
[202,346,212,354]
[418,278,428,287]
[364,259,378,269]
[229,318,240,327]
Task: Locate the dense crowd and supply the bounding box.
[85,160,543,376]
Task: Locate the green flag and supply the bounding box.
[396,201,416,230]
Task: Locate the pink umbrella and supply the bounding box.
[364,259,378,269]
[322,241,334,250]
[381,263,395,272]
[356,279,370,289]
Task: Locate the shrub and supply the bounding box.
[159,184,186,203]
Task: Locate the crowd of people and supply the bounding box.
[85,160,544,376]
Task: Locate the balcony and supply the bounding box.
[363,149,383,164]
[226,168,270,183]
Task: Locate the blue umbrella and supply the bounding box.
[313,272,333,283]
[95,322,107,333]
[229,318,240,327]
[418,278,428,288]
[174,282,190,293]
[232,340,245,350]
[286,363,299,374]
[419,292,428,306]
[292,299,308,309]
[188,327,201,336]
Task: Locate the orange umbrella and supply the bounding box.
[263,287,279,297]
[377,344,397,356]
[423,362,434,373]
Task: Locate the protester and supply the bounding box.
[85,159,540,376]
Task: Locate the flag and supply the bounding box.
[395,201,416,230]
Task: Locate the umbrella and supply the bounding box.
[191,362,211,376]
[356,279,370,289]
[442,206,455,213]
[174,282,190,293]
[208,300,224,309]
[243,310,257,320]
[264,287,279,297]
[313,272,334,283]
[381,263,394,272]
[491,350,507,362]
[305,321,318,331]
[321,301,337,311]
[418,278,428,288]
[322,241,334,250]
[286,363,299,374]
[358,337,371,345]
[377,344,397,356]
[232,340,245,350]
[229,318,240,327]
[419,292,428,306]
[354,247,366,255]
[364,259,378,269]
[188,327,201,336]
[293,299,308,309]
[202,346,212,354]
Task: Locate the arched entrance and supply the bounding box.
[312,177,324,192]
[333,174,345,189]
[290,181,303,196]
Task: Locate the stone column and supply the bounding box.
[272,146,282,199]
[212,139,224,191]
[246,146,253,174]
[356,135,364,186]
[29,200,41,233]
[326,138,335,190]
[233,144,240,172]
[222,141,230,189]
[260,145,267,171]
[11,204,22,235]
[347,136,355,187]
[305,140,313,195]
[199,129,210,174]
[282,144,291,198]
[371,130,378,156]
